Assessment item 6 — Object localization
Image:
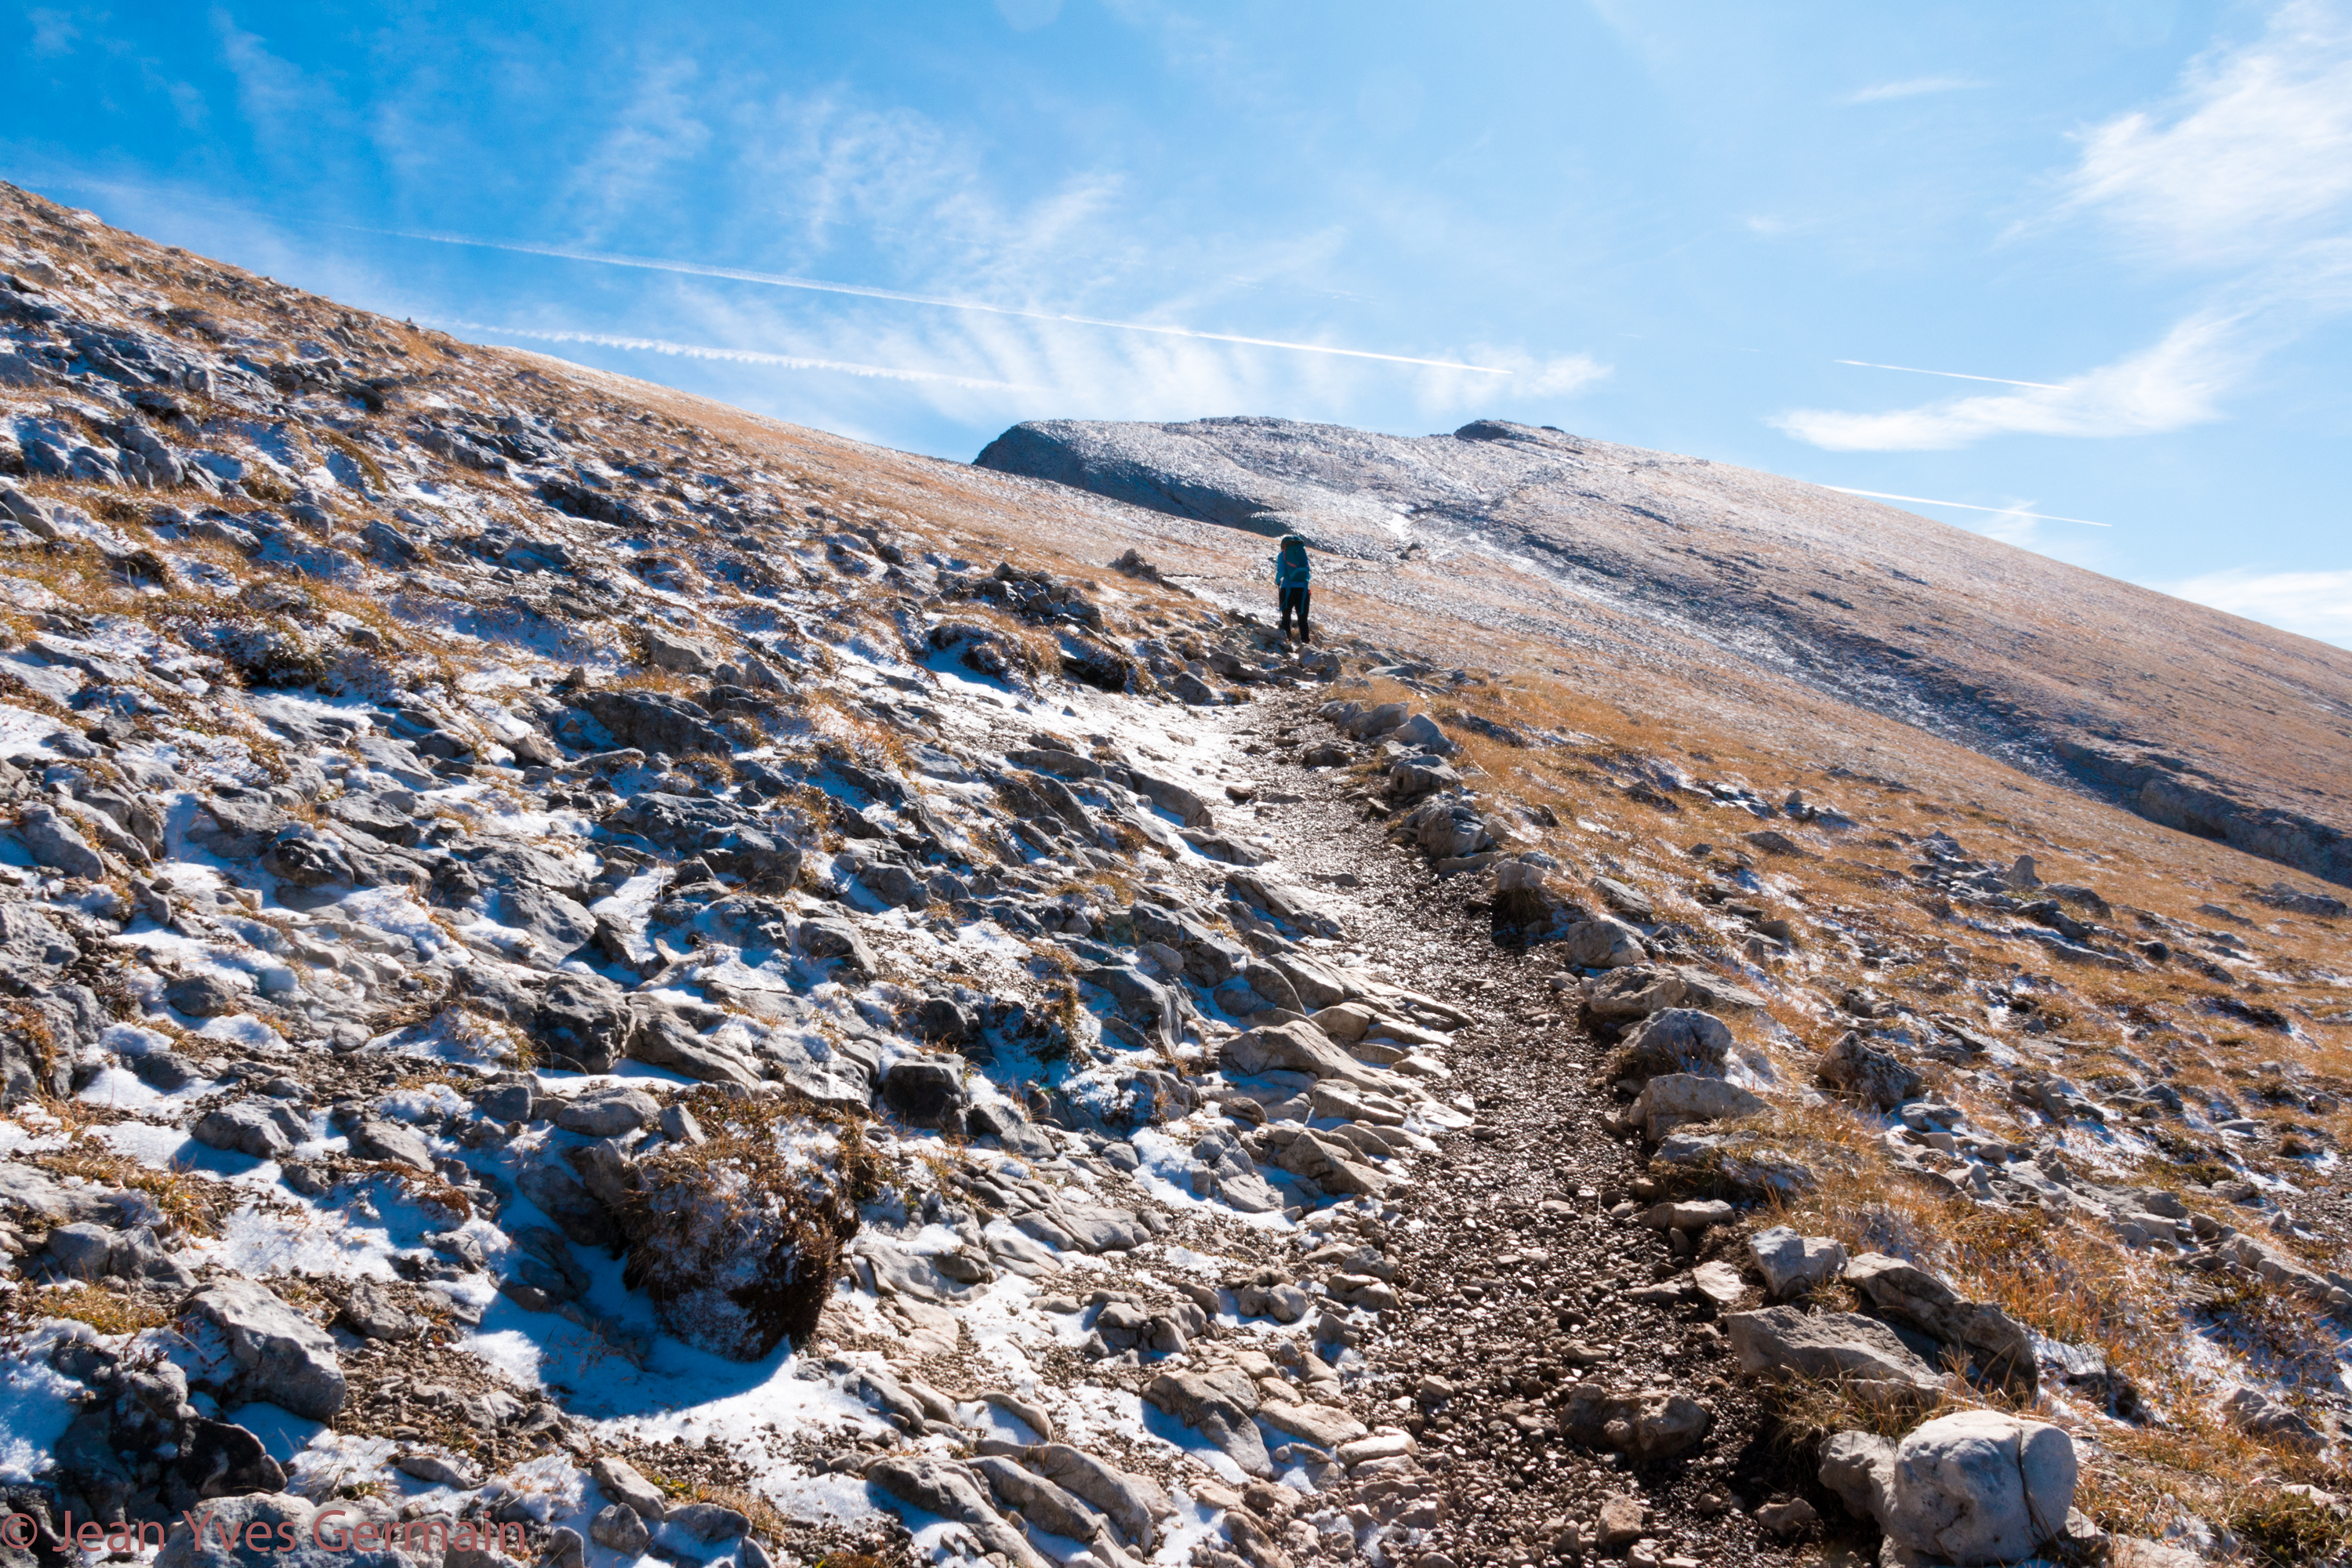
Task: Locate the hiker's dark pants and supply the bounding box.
[1279,585,1311,640]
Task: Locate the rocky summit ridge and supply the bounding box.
[975,416,2352,891]
[0,175,2347,1568]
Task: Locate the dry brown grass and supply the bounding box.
[31,1135,234,1238]
[17,1283,175,1334]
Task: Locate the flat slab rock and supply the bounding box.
[1724,1305,1944,1399]
[183,1279,348,1421]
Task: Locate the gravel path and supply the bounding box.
[1216,691,1831,1568]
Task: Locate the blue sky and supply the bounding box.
[7,2,2350,644]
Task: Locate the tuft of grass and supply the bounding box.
[32,1137,232,1238]
[2229,1488,2352,1568]
[1758,1372,1965,1457]
[24,1283,174,1335]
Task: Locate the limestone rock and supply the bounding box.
[192,1101,309,1161]
[2220,1383,2326,1454]
[1557,916,1648,969]
[1724,1307,1944,1401]
[591,1456,669,1520]
[1581,965,1689,1025]
[182,1279,347,1421]
[1023,1443,1171,1550]
[590,1505,650,1555]
[1609,1007,1733,1083]
[1815,1030,1924,1109]
[1818,1430,1896,1522]
[1748,1226,1847,1299]
[866,1456,1051,1568]
[1881,1411,2077,1566]
[1143,1367,1272,1476]
[554,1084,661,1137]
[1627,1073,1764,1138]
[1844,1252,2038,1399]
[154,1491,409,1568]
[1222,1019,1381,1088]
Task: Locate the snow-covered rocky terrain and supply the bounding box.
[0,180,2347,1568]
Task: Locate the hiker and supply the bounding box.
[1275,535,1312,642]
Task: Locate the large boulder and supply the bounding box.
[1556,916,1648,969]
[1724,1307,1944,1403]
[1816,1030,1924,1109]
[620,1113,858,1361]
[181,1279,347,1420]
[1609,1007,1732,1083]
[1881,1411,2077,1566]
[1626,1073,1765,1139]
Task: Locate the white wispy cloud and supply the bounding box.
[26,9,78,56]
[1771,310,2245,450]
[62,28,1610,452]
[1841,76,1983,105]
[361,223,1515,372]
[1777,2,2352,453]
[2061,0,2352,267]
[2164,567,2352,648]
[1469,349,1612,397]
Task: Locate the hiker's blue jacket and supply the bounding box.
[1275,544,1311,587]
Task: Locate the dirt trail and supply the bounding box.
[1215,690,1828,1568]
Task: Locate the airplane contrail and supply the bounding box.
[436,321,1047,391]
[1834,358,2067,390]
[355,223,1513,374]
[1825,486,2112,527]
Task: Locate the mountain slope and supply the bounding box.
[0,179,2347,1568]
[976,416,2352,887]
